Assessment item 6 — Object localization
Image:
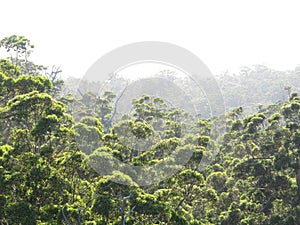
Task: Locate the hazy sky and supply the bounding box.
[1,0,300,79]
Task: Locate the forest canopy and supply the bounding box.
[0,35,300,224]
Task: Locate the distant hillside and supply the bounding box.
[62,64,300,117]
[217,65,300,112]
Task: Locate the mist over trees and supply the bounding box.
[1,35,300,224]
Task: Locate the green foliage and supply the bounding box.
[0,59,21,77]
[2,35,300,224]
[207,172,227,192]
[5,201,36,225]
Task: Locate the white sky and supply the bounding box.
[1,0,300,79]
